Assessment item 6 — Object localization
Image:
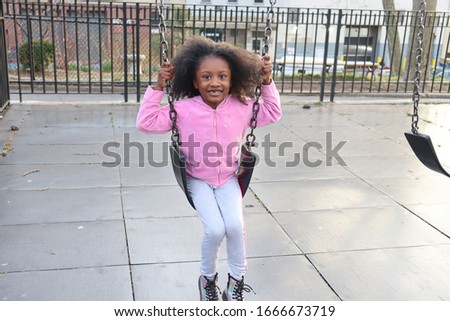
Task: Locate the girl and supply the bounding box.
[136,36,281,301]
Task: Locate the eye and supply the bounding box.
[219,75,228,80]
[202,75,211,80]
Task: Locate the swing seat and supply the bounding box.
[237,143,257,196]
[169,143,196,209]
[170,142,257,209]
[404,131,450,177]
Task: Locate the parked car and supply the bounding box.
[275,55,345,76]
[431,68,450,80]
[275,56,325,76]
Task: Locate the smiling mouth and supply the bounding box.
[208,89,223,95]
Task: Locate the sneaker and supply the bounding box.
[222,273,255,301]
[198,273,220,301]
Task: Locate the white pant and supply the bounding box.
[187,176,247,280]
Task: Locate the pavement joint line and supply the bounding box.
[400,204,450,240]
[110,108,137,301]
[0,218,133,227]
[301,243,450,256]
[0,264,135,275]
[303,254,343,301]
[4,244,450,275]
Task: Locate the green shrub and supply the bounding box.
[68,63,78,71]
[18,38,53,72]
[102,61,112,73]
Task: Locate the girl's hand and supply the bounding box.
[154,61,174,91]
[261,55,273,85]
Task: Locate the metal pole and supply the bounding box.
[320,9,331,102]
[136,3,141,102]
[330,10,342,102]
[123,2,128,102]
[0,2,11,112]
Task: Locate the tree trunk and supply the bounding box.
[403,0,437,83]
[382,0,401,78]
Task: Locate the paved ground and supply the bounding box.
[1,94,450,301]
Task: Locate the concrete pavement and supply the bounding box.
[1,95,450,300]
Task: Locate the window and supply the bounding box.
[252,31,265,53]
[343,27,377,62]
[252,39,262,53]
[201,28,224,42]
[255,0,264,3]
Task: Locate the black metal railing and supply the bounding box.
[1,3,10,114]
[3,1,450,102]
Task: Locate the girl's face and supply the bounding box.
[193,56,232,109]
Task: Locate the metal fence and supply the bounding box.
[3,0,450,102]
[1,3,10,114]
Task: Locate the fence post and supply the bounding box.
[320,9,331,102]
[123,2,128,102]
[136,3,141,102]
[26,8,36,88]
[330,10,342,102]
[0,2,10,116]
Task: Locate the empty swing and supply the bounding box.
[404,0,450,177]
[157,0,277,209]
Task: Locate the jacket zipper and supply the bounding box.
[213,110,221,185]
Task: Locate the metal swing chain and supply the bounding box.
[158,0,179,146]
[411,0,427,134]
[246,0,277,147]
[159,0,276,147]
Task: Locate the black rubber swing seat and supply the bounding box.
[170,142,257,210]
[169,143,196,209]
[236,143,257,196]
[404,131,450,177]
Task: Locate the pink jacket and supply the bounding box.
[136,82,282,186]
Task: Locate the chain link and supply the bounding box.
[411,0,426,134]
[158,0,180,145]
[246,0,276,147]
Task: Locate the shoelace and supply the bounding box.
[204,279,221,301]
[232,279,256,301]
